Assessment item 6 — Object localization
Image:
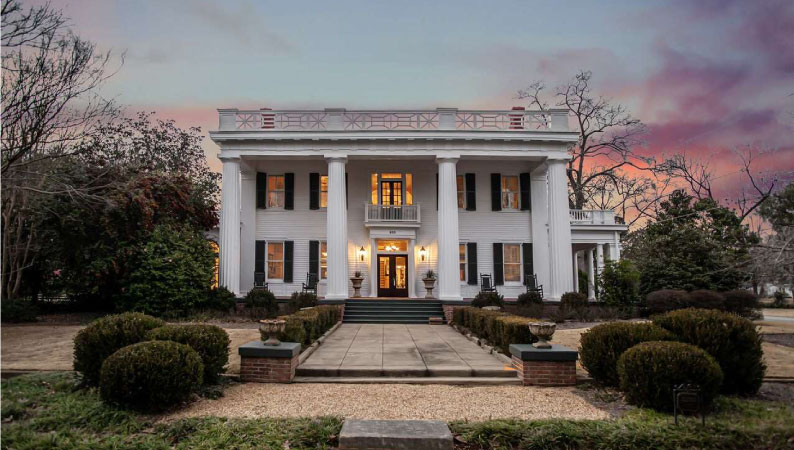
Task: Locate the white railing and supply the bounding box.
[365,203,420,223]
[218,108,569,132]
[569,209,616,225]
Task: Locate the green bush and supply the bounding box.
[1,298,38,323]
[116,224,216,317]
[74,312,165,385]
[201,287,237,312]
[722,289,760,318]
[560,291,588,310]
[99,341,203,411]
[644,289,691,315]
[517,291,542,306]
[471,291,504,308]
[147,324,230,383]
[772,290,788,307]
[273,305,341,347]
[244,289,278,317]
[687,289,725,310]
[452,307,538,353]
[579,322,675,386]
[288,291,318,311]
[653,308,765,395]
[598,260,641,306]
[618,341,723,411]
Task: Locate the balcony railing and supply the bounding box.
[569,209,616,225]
[365,203,420,224]
[217,108,569,132]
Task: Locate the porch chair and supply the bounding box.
[253,272,268,291]
[302,273,319,295]
[479,273,497,294]
[524,273,544,299]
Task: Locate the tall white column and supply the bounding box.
[596,243,605,277]
[586,248,596,300]
[547,158,574,299]
[572,251,580,293]
[436,157,462,300]
[239,170,256,293]
[612,231,621,260]
[325,156,349,300]
[219,156,241,295]
[408,238,417,298]
[530,166,550,295]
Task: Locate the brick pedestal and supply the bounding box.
[509,344,577,386]
[239,341,300,383]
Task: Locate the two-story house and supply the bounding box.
[209,107,626,303]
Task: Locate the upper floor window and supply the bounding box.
[268,175,285,208]
[459,243,467,281]
[503,243,521,282]
[267,242,284,279]
[501,175,519,210]
[320,241,328,279]
[457,175,465,209]
[370,172,413,206]
[320,175,328,208]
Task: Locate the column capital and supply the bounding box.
[218,154,241,163]
[546,157,569,167]
[435,156,459,164]
[324,154,348,163]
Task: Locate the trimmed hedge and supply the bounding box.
[73,312,165,385]
[618,341,723,411]
[147,324,230,383]
[517,291,542,306]
[288,292,318,311]
[452,307,538,354]
[645,289,691,315]
[688,290,725,310]
[722,289,760,318]
[653,308,765,395]
[244,289,278,317]
[202,287,237,312]
[560,291,588,310]
[271,305,341,347]
[471,291,504,308]
[99,341,203,411]
[579,322,675,386]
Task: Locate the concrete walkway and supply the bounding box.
[298,324,514,377]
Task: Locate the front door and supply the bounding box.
[378,255,408,297]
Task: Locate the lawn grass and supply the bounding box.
[1,372,342,449]
[451,395,794,450]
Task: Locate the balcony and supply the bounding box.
[569,209,618,225]
[365,203,420,226]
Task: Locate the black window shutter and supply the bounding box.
[435,173,439,210]
[284,173,294,210]
[309,173,320,210]
[465,173,476,211]
[520,172,531,211]
[256,172,267,209]
[467,242,478,285]
[283,241,294,282]
[491,173,501,211]
[345,173,348,209]
[522,243,533,285]
[493,242,504,285]
[309,240,319,277]
[255,240,266,274]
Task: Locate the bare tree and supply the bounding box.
[518,70,650,210]
[1,0,120,298]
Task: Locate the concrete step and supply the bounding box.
[343,319,445,324]
[294,376,521,385]
[297,365,517,378]
[339,419,453,450]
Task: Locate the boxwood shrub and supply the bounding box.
[73,312,165,385]
[653,308,765,395]
[517,291,542,306]
[99,341,203,411]
[288,292,318,311]
[722,289,760,318]
[273,305,341,347]
[147,324,230,383]
[471,291,504,308]
[644,289,691,315]
[452,307,538,354]
[687,290,725,310]
[244,289,278,318]
[560,291,588,310]
[579,322,675,386]
[618,341,723,411]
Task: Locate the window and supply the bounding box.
[268,175,285,208]
[267,242,284,279]
[501,175,519,210]
[459,243,467,281]
[456,175,466,209]
[503,243,521,282]
[320,176,328,208]
[370,173,413,205]
[320,241,328,279]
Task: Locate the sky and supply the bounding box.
[39,0,794,200]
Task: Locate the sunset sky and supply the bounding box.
[44,0,793,198]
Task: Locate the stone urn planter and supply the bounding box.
[350,272,364,298]
[259,319,287,346]
[422,270,436,299]
[528,322,556,349]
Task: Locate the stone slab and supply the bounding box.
[509,344,578,361]
[238,341,300,358]
[339,419,453,450]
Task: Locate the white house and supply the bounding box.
[209,107,627,302]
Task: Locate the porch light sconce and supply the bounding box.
[419,246,427,262]
[358,246,366,262]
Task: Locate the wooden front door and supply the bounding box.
[377,255,408,297]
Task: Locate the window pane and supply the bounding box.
[456,175,464,191]
[268,176,278,191]
[268,242,283,261]
[459,244,466,281]
[504,264,521,282]
[268,191,284,208]
[371,173,378,204]
[458,192,465,209]
[503,176,518,191]
[504,244,520,263]
[381,172,402,179]
[460,264,466,281]
[275,176,285,190]
[405,173,413,205]
[320,242,328,279]
[268,262,283,279]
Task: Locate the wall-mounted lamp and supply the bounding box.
[358,246,366,262]
[419,246,427,262]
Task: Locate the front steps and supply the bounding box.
[343,299,446,324]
